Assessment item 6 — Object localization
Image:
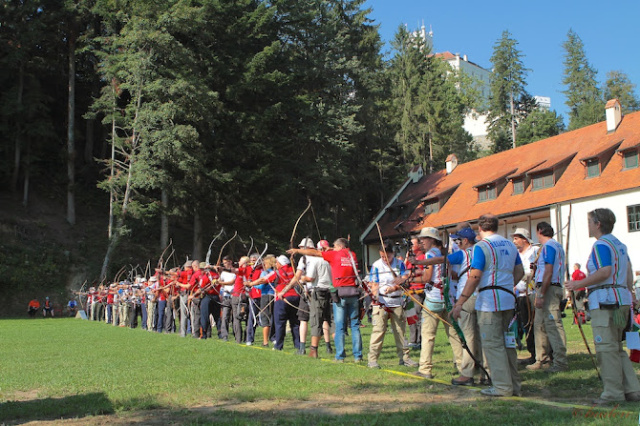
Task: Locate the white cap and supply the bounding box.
[276,255,290,266]
[298,237,315,249]
[417,227,442,241]
[511,227,531,242]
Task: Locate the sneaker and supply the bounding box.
[334,359,345,363]
[412,371,434,379]
[296,347,306,355]
[368,362,380,369]
[547,365,568,373]
[309,347,318,359]
[245,341,252,346]
[480,387,509,397]
[517,357,535,366]
[625,392,640,402]
[354,358,364,364]
[262,343,269,348]
[325,343,333,354]
[451,376,475,386]
[401,358,419,367]
[526,361,550,371]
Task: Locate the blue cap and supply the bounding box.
[451,227,476,243]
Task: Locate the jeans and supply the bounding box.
[333,296,362,360]
[274,296,300,350]
[156,300,166,332]
[141,302,147,330]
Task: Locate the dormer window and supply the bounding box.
[531,172,554,191]
[512,179,524,195]
[478,184,497,202]
[424,199,439,214]
[623,150,639,170]
[586,159,600,178]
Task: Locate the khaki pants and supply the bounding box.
[419,308,463,375]
[478,310,520,396]
[458,296,487,379]
[146,301,156,331]
[591,307,640,401]
[368,305,411,364]
[534,285,568,368]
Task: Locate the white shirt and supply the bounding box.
[301,256,332,289]
[368,257,405,308]
[220,271,236,296]
[515,244,539,296]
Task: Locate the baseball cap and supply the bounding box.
[451,227,477,242]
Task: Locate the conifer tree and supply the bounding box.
[562,29,603,130]
[487,30,530,151]
[604,70,640,113]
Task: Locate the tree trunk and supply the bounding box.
[510,91,517,149]
[84,117,94,164]
[101,219,122,280]
[193,210,203,261]
[22,137,30,208]
[107,102,116,239]
[11,64,24,192]
[160,189,169,250]
[67,32,77,225]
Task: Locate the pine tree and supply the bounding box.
[562,29,603,130]
[604,70,640,113]
[487,30,530,151]
[516,108,565,145]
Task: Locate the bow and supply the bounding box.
[205,228,225,266]
[216,231,238,267]
[157,238,173,271]
[565,204,600,379]
[247,236,255,257]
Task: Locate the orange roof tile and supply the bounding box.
[366,110,640,242]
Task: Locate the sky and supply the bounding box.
[364,0,640,125]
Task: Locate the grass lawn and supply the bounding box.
[0,315,639,424]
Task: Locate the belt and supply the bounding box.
[536,282,562,288]
[590,284,627,292]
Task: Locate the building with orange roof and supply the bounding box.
[360,99,640,274]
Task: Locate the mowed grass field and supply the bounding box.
[1,315,639,425]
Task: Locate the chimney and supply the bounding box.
[408,165,423,183]
[605,99,622,133]
[463,54,468,61]
[446,154,458,174]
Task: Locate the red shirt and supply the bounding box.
[249,265,263,299]
[232,266,251,297]
[406,250,426,291]
[322,248,357,287]
[155,273,167,301]
[275,264,298,298]
[203,271,220,295]
[572,269,587,291]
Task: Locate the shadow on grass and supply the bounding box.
[0,392,164,423]
[0,392,114,423]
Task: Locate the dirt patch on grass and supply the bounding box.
[16,386,481,425]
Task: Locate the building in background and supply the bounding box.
[360,100,640,277]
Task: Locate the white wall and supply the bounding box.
[552,188,640,276]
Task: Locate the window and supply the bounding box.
[531,172,554,190]
[478,185,497,202]
[586,159,600,178]
[512,179,524,195]
[629,204,640,232]
[424,200,439,214]
[623,151,639,170]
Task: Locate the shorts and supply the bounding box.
[259,294,274,327]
